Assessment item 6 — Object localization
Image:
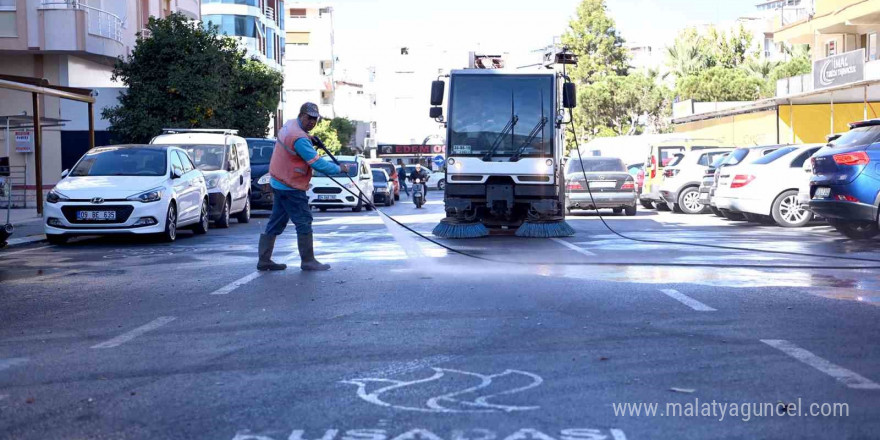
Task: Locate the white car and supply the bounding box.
[659,148,732,214]
[714,144,823,227]
[430,168,446,190]
[44,144,209,244]
[151,129,251,228]
[308,155,375,212]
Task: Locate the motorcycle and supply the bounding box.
[412,178,425,209]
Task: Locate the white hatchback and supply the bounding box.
[308,155,374,212]
[44,145,209,243]
[714,144,823,227]
[659,148,732,214]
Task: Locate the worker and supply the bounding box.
[258,102,350,272]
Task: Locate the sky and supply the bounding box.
[322,0,759,73]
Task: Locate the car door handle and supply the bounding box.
[240,175,244,185]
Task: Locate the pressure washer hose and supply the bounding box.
[309,120,880,270]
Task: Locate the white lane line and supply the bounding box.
[0,357,28,371]
[91,316,176,349]
[660,289,717,312]
[761,339,880,390]
[551,238,596,256]
[0,244,51,257]
[210,271,263,295]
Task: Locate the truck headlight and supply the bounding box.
[257,174,271,185]
[127,187,164,203]
[46,189,69,204]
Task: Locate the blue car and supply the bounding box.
[808,119,880,239]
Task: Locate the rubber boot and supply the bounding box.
[257,234,287,271]
[298,233,330,271]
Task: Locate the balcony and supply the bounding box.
[38,0,124,59]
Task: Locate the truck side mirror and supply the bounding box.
[430,80,445,106]
[429,107,443,119]
[563,83,576,109]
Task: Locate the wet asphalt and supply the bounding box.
[1,197,879,440]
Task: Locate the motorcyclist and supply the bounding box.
[409,163,429,202]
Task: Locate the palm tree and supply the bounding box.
[665,37,711,80]
[744,58,782,80]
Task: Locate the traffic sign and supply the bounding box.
[432,154,445,168]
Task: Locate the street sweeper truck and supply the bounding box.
[428,51,578,238]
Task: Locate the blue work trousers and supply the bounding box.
[264,188,313,236]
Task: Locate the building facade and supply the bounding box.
[282,2,334,119]
[201,0,283,71]
[0,0,200,207]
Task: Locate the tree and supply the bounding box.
[310,120,342,155]
[676,66,765,102]
[103,13,283,142]
[561,0,628,84]
[665,28,714,80]
[328,117,357,151]
[711,23,758,69]
[229,59,284,138]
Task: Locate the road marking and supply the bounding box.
[660,289,716,311]
[342,367,543,413]
[610,429,627,440]
[0,244,51,257]
[551,238,596,256]
[210,271,263,295]
[761,339,880,390]
[91,316,176,349]
[0,357,28,371]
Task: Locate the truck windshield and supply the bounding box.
[449,75,554,158]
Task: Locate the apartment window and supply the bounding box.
[203,15,258,38]
[286,31,309,44]
[266,27,275,59]
[869,33,878,61]
[0,0,16,37]
[289,8,306,18]
[826,40,837,57]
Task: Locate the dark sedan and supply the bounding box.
[246,138,276,209]
[564,157,637,216]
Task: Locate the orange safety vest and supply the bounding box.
[269,119,320,191]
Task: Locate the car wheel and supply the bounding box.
[385,194,393,207]
[720,209,746,221]
[216,197,231,228]
[710,206,724,217]
[438,179,446,190]
[624,205,637,216]
[613,208,623,214]
[394,193,400,201]
[677,187,704,215]
[193,198,209,234]
[828,219,880,239]
[160,203,177,242]
[640,200,654,209]
[236,196,251,223]
[46,234,68,245]
[772,190,812,228]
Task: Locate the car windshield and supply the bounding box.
[567,158,625,173]
[833,125,880,148]
[179,145,226,171]
[449,75,554,158]
[317,160,357,178]
[723,148,750,166]
[247,140,275,165]
[752,146,798,164]
[70,148,167,177]
[372,170,387,182]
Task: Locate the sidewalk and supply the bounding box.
[2,208,46,247]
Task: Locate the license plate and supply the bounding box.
[588,181,616,189]
[317,195,334,200]
[77,210,116,221]
[814,187,831,199]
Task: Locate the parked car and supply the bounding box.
[368,161,400,200]
[659,148,732,214]
[371,169,394,206]
[565,156,637,215]
[641,138,725,210]
[246,138,276,210]
[710,145,783,220]
[308,155,375,212]
[44,145,209,244]
[714,144,823,227]
[151,129,251,227]
[809,119,880,239]
[698,153,732,216]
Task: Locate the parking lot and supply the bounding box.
[1,200,879,440]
